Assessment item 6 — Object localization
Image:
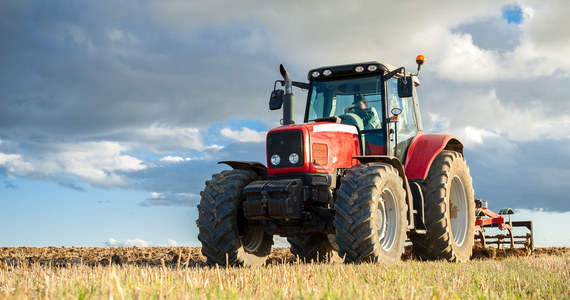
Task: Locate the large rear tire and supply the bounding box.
[197,169,273,266]
[334,163,408,263]
[410,150,475,262]
[288,233,337,262]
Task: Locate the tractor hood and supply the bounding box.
[266,123,361,175]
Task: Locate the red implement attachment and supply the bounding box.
[474,199,534,250]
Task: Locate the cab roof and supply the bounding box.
[308,61,420,86]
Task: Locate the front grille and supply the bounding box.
[267,130,304,168]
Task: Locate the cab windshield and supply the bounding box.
[305,75,385,130]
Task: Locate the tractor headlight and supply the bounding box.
[311,71,320,78]
[289,153,299,164]
[354,66,364,72]
[367,65,378,72]
[270,154,280,165]
[322,69,332,76]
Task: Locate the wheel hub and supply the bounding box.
[377,188,398,251]
[449,175,468,247]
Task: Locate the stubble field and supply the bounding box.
[0,246,568,299]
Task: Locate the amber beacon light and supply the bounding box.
[415,55,426,75]
[416,55,425,66]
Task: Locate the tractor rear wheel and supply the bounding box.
[288,233,337,262]
[197,169,273,266]
[410,150,475,262]
[334,163,408,263]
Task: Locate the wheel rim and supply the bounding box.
[377,188,398,251]
[449,175,468,247]
[241,226,265,252]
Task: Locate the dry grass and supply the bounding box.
[0,247,568,299]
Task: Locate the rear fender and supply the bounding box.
[218,161,268,179]
[404,132,463,180]
[354,155,414,230]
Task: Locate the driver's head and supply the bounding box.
[353,94,368,109]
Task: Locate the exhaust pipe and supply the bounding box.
[280,64,295,125]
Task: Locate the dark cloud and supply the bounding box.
[466,137,570,212]
[58,182,86,192]
[0,1,284,142]
[409,67,570,212]
[418,72,570,142]
[452,18,521,51]
[128,141,265,206]
[449,3,525,52]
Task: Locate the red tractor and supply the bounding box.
[197,56,478,265]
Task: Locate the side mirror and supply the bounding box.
[269,89,284,110]
[397,76,414,98]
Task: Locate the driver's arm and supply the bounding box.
[367,107,380,128]
[360,107,380,128]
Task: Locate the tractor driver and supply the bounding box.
[344,94,380,129]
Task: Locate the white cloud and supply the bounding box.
[106,237,183,247]
[205,144,224,150]
[220,127,266,143]
[0,153,36,175]
[105,237,151,247]
[140,192,199,206]
[437,2,570,81]
[0,141,145,187]
[521,5,535,21]
[459,126,500,146]
[59,142,146,185]
[160,155,192,163]
[436,33,501,82]
[133,123,205,152]
[424,88,570,143]
[155,1,568,80]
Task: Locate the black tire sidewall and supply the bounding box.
[411,150,475,262]
[197,169,273,266]
[335,163,408,263]
[444,155,475,261]
[287,233,336,262]
[369,171,408,260]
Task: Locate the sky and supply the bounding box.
[1,0,569,247]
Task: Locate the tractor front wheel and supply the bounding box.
[197,169,273,266]
[334,163,408,263]
[288,233,338,263]
[410,150,475,262]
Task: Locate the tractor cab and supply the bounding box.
[304,61,423,160]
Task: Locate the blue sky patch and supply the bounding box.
[502,4,524,24]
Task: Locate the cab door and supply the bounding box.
[387,78,421,161]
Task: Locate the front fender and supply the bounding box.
[218,161,268,179]
[404,132,463,180]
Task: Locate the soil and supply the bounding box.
[0,246,567,268]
